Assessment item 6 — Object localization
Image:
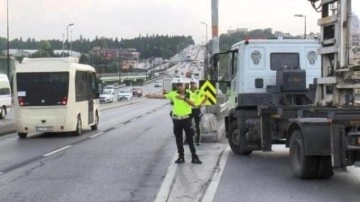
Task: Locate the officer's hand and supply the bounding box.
[176,95,185,100]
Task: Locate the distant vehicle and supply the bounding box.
[103,85,115,94]
[132,87,143,97]
[0,73,11,119]
[13,57,100,138]
[154,81,162,88]
[193,72,200,80]
[118,88,133,101]
[99,91,114,103]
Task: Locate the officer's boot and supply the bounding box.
[174,155,185,164]
[191,155,202,164]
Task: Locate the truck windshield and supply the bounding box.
[16,72,69,106]
[270,53,300,70]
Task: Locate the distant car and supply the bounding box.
[132,87,143,97]
[99,91,114,103]
[118,88,133,101]
[103,85,115,94]
[154,81,162,88]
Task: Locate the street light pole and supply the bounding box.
[200,21,209,78]
[66,23,74,56]
[294,14,306,39]
[200,21,208,44]
[70,30,73,56]
[6,0,10,78]
[62,33,65,57]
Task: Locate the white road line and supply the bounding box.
[0,172,3,175]
[154,154,178,202]
[115,124,124,128]
[42,145,71,157]
[202,146,231,202]
[90,132,105,138]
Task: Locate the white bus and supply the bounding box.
[13,58,100,138]
[0,73,11,119]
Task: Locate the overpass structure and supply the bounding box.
[98,72,147,84]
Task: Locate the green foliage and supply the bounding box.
[219,28,275,52]
[0,34,194,61]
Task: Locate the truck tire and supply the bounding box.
[316,156,334,179]
[289,131,318,179]
[228,121,252,155]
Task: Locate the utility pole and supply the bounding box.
[211,0,219,80]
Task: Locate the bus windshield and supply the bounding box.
[17,72,69,106]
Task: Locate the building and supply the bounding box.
[119,48,140,70]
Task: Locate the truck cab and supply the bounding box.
[225,39,321,107]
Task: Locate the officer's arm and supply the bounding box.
[145,93,166,99]
[201,94,208,105]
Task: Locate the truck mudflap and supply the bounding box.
[287,118,331,156]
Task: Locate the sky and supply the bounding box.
[0,0,359,44]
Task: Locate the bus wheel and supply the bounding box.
[73,116,82,136]
[0,106,6,119]
[18,133,27,138]
[91,113,99,130]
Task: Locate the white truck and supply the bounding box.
[211,0,360,179]
[0,73,11,119]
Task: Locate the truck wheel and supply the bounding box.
[91,112,99,130]
[73,116,82,136]
[18,133,27,138]
[289,131,318,179]
[228,121,252,155]
[0,106,6,119]
[316,156,334,179]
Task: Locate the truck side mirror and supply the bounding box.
[210,54,219,69]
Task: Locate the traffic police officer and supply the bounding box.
[188,79,208,145]
[145,78,202,164]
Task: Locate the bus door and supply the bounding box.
[88,99,94,124]
[87,72,98,124]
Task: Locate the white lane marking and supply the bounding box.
[202,146,231,202]
[42,145,71,157]
[115,123,125,128]
[154,154,178,202]
[90,132,105,138]
[0,172,3,175]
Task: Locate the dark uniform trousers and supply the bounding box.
[191,108,201,143]
[172,116,197,157]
